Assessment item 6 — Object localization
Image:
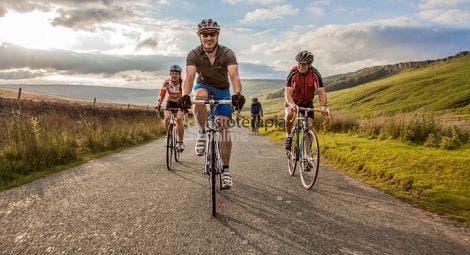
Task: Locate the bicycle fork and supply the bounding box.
[204,132,223,175]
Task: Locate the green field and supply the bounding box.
[328,56,470,117]
[261,127,470,225]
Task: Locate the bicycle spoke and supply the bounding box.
[166,127,173,170]
[300,130,320,189]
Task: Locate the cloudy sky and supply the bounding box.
[0,0,469,88]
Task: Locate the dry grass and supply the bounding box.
[0,97,165,190]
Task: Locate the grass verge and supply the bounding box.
[0,98,165,191]
[260,127,470,226]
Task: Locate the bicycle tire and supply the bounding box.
[300,129,320,189]
[210,135,217,216]
[287,132,298,176]
[166,124,173,170]
[173,125,180,162]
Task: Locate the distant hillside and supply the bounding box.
[241,79,283,98]
[266,51,470,99]
[0,79,286,105]
[328,54,470,117]
[0,84,158,105]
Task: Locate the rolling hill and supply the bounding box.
[266,51,470,100]
[327,54,470,118]
[262,53,470,117]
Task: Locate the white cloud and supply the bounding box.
[223,0,284,4]
[308,7,325,16]
[239,17,469,75]
[419,0,467,9]
[419,0,470,25]
[307,0,331,16]
[240,5,299,24]
[420,9,470,24]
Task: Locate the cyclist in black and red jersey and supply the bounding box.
[156,64,185,151]
[284,50,329,150]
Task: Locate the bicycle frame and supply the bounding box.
[292,109,312,162]
[288,106,327,189]
[193,99,232,216]
[163,108,181,170]
[202,102,223,175]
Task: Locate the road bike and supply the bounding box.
[193,98,232,216]
[286,107,330,189]
[164,108,182,170]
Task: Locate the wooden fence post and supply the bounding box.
[17,87,22,110]
[93,98,96,108]
[127,104,130,110]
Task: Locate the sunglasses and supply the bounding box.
[201,32,217,38]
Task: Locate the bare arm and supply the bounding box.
[285,87,296,107]
[183,65,197,96]
[228,64,242,94]
[317,87,327,107]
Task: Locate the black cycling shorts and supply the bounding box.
[165,100,180,111]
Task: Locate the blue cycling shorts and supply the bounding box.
[193,83,232,118]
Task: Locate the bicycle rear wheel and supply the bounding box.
[287,133,298,176]
[300,129,320,189]
[166,125,173,170]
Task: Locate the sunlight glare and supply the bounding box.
[0,10,80,50]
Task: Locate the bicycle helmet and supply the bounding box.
[196,18,220,34]
[169,64,182,73]
[295,50,314,64]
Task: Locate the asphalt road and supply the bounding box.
[1,127,469,254]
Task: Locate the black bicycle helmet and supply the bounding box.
[197,18,220,34]
[170,64,182,73]
[295,50,314,64]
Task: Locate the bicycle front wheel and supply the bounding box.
[209,135,217,216]
[166,125,173,170]
[300,129,320,189]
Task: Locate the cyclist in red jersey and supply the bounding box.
[284,50,329,151]
[156,64,185,151]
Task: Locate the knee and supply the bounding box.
[194,89,208,100]
[284,112,293,121]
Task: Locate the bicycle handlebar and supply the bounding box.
[192,99,232,105]
[290,106,331,123]
[296,107,330,117]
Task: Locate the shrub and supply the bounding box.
[424,133,442,147]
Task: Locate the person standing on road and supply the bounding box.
[156,64,185,151]
[284,50,329,150]
[250,97,263,133]
[178,18,245,189]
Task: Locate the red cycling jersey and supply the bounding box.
[285,66,324,104]
[157,78,182,106]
